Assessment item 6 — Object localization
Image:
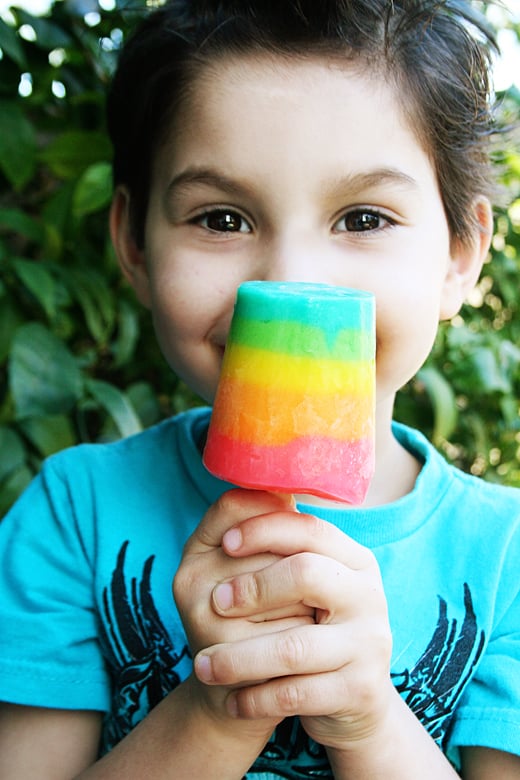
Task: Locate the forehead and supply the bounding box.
[155,52,435,191]
[184,52,397,130]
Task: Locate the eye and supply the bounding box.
[192,208,252,233]
[334,209,393,233]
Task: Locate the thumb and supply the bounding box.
[185,489,298,554]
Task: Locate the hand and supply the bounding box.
[194,508,394,751]
[174,489,315,652]
[173,489,314,731]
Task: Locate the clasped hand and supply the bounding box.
[173,489,394,751]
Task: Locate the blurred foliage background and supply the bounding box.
[0,0,519,518]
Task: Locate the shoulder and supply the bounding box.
[395,421,520,522]
[5,406,215,540]
[42,406,212,480]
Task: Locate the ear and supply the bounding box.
[439,197,493,321]
[110,186,152,308]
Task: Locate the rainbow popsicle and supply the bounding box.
[203,281,376,504]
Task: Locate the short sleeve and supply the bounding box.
[446,517,520,765]
[0,454,110,711]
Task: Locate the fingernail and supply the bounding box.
[226,692,239,718]
[213,582,234,611]
[223,527,242,551]
[195,653,214,683]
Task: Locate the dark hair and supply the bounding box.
[107,0,499,248]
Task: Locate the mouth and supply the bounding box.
[213,343,227,369]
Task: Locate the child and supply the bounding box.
[0,0,519,777]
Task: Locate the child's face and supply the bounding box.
[128,55,485,406]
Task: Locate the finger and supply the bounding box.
[194,623,355,685]
[212,552,383,622]
[228,668,377,722]
[240,601,316,623]
[222,511,375,571]
[184,489,299,554]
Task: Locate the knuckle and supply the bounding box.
[172,564,195,606]
[194,490,241,547]
[173,559,211,612]
[348,666,380,713]
[276,631,308,671]
[234,571,262,607]
[195,513,222,548]
[276,681,305,714]
[217,487,260,519]
[302,512,330,544]
[288,552,316,586]
[347,634,392,711]
[236,686,265,718]
[366,613,392,649]
[216,488,239,515]
[303,511,326,535]
[360,547,379,572]
[377,629,393,665]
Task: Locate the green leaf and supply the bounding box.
[0,464,33,519]
[86,378,142,438]
[0,425,26,482]
[0,100,36,190]
[0,17,27,69]
[39,131,112,179]
[500,395,520,428]
[499,339,520,378]
[112,298,139,367]
[19,414,76,457]
[418,365,458,444]
[73,161,113,217]
[40,181,75,260]
[0,208,45,244]
[9,322,83,418]
[468,348,511,394]
[0,296,24,363]
[12,258,57,320]
[42,179,74,234]
[16,10,72,50]
[65,268,115,343]
[126,381,161,428]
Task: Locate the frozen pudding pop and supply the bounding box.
[203,281,376,504]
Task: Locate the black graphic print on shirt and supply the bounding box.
[392,582,485,748]
[98,541,190,754]
[99,543,485,776]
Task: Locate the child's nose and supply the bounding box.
[261,236,336,286]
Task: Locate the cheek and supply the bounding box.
[149,301,218,400]
[144,270,231,402]
[150,286,197,343]
[374,290,441,390]
[145,270,204,367]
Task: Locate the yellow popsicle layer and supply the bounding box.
[221,344,374,396]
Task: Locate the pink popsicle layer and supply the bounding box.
[204,429,374,504]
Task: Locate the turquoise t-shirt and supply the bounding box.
[1,407,520,777]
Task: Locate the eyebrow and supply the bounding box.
[166,168,254,200]
[166,165,420,201]
[326,168,420,197]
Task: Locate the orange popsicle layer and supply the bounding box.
[211,376,374,445]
